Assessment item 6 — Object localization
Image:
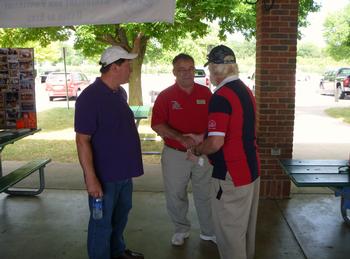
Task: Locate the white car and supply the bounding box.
[194,67,212,91]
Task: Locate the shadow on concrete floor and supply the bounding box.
[1,189,350,259]
[1,161,350,259]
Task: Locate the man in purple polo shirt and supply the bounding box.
[75,43,144,259]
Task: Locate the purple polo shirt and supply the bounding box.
[74,78,144,182]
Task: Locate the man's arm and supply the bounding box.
[194,135,225,156]
[76,133,103,198]
[152,123,196,149]
[183,133,205,145]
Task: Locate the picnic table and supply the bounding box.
[130,105,151,128]
[0,128,51,195]
[280,159,350,226]
[129,105,163,155]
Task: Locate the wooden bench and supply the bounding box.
[0,158,51,196]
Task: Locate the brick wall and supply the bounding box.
[255,0,298,198]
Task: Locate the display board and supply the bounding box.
[0,48,37,129]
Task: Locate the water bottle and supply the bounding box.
[92,197,103,220]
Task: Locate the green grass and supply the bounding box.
[325,107,350,124]
[2,138,162,163]
[2,139,78,163]
[37,107,75,132]
[2,107,162,163]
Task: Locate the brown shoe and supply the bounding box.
[113,249,144,259]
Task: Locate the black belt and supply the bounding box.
[165,144,187,153]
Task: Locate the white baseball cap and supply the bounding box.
[99,46,138,67]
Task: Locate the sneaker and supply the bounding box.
[171,232,190,246]
[200,234,217,244]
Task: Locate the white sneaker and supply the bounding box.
[171,232,190,246]
[200,234,217,244]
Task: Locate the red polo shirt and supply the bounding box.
[151,82,212,151]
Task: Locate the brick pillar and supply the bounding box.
[255,0,298,198]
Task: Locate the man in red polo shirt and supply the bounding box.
[151,53,215,246]
[188,45,260,259]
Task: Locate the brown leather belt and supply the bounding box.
[165,144,187,153]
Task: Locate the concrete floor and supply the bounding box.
[1,162,350,259]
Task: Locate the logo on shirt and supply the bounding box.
[196,99,206,104]
[171,101,182,110]
[208,120,216,130]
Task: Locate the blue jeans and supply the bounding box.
[87,179,133,259]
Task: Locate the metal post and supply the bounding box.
[334,85,339,102]
[63,47,69,109]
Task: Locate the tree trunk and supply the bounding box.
[128,36,148,105]
[129,59,142,105]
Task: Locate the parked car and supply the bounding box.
[342,75,350,89]
[45,72,90,101]
[319,67,350,99]
[39,71,56,83]
[194,67,212,91]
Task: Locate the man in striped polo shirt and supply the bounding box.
[188,45,260,259]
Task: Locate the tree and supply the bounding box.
[144,23,223,67]
[28,41,62,65]
[0,0,319,105]
[323,4,350,61]
[297,42,322,58]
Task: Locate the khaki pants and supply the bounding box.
[161,146,214,235]
[211,175,260,259]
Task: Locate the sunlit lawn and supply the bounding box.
[325,106,350,124]
[2,108,162,163]
[38,107,75,132]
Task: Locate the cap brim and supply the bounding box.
[100,52,138,67]
[204,61,210,67]
[122,52,138,60]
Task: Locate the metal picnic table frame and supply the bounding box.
[0,128,41,177]
[0,128,53,196]
[279,159,350,226]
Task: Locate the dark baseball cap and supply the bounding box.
[204,45,236,67]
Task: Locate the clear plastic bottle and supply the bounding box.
[92,197,103,220]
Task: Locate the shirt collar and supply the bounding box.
[96,77,122,95]
[174,82,197,95]
[214,75,239,93]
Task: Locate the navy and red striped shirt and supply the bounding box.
[207,77,260,186]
